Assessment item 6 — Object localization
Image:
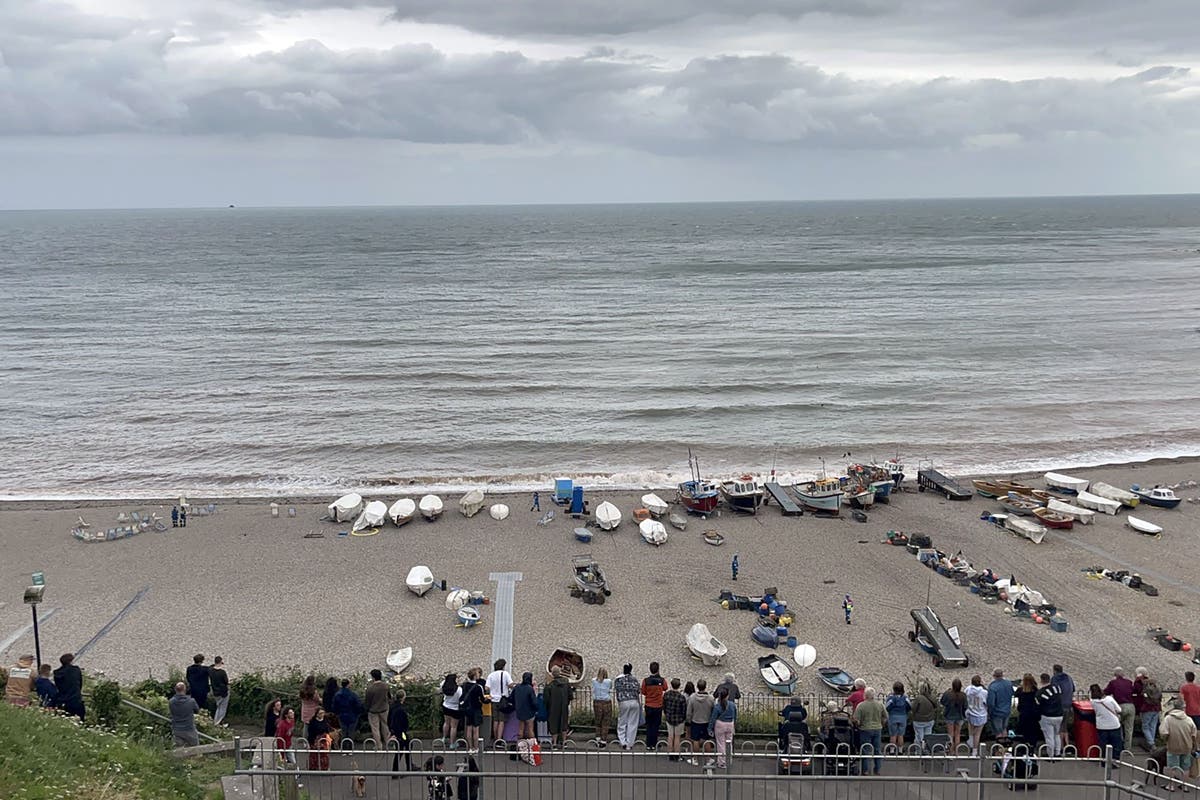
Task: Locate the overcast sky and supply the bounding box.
[1,0,1198,208]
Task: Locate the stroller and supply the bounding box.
[818,710,856,776]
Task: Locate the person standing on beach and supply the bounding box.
[965,675,989,756]
[842,595,854,625]
[545,665,574,750]
[731,554,739,581]
[686,679,715,764]
[4,655,34,707]
[641,662,666,750]
[486,659,514,745]
[614,664,641,749]
[663,678,688,761]
[210,657,229,727]
[169,682,201,747]
[180,505,187,527]
[53,653,85,720]
[1052,665,1076,753]
[1104,667,1136,752]
[171,506,179,527]
[186,654,210,713]
[1181,672,1200,728]
[364,669,391,746]
[591,667,613,745]
[333,679,364,748]
[987,670,1013,738]
[531,492,540,512]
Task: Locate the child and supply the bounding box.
[731,554,739,581]
[842,595,854,625]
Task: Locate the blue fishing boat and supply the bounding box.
[1131,485,1182,509]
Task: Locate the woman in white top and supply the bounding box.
[1089,683,1124,758]
[440,673,463,747]
[965,674,990,756]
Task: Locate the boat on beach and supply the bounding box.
[595,501,622,530]
[459,488,485,517]
[1032,507,1074,529]
[405,566,435,596]
[1047,498,1095,524]
[843,485,875,509]
[1076,490,1121,515]
[817,667,855,694]
[639,519,668,546]
[386,647,413,674]
[1091,481,1140,508]
[419,494,444,521]
[1127,516,1163,536]
[388,498,416,526]
[679,450,720,517]
[547,648,585,684]
[352,500,387,532]
[972,480,1007,499]
[1044,472,1089,495]
[996,480,1036,496]
[641,493,669,518]
[792,476,842,515]
[328,493,364,522]
[871,458,906,486]
[848,464,894,502]
[720,477,764,514]
[999,493,1041,516]
[456,606,481,628]
[1131,485,1181,509]
[668,513,688,531]
[686,623,728,666]
[703,529,725,546]
[1003,514,1047,544]
[758,654,799,695]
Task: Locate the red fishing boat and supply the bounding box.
[678,449,720,517]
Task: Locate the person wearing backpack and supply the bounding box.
[885,682,912,751]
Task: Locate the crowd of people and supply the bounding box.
[2,652,86,720]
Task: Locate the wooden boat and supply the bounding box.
[1048,498,1095,524]
[972,480,1007,498]
[489,503,510,520]
[419,494,444,521]
[639,519,668,546]
[996,480,1036,496]
[328,493,364,522]
[720,477,764,514]
[547,648,585,684]
[686,623,727,666]
[457,606,481,628]
[1029,490,1054,505]
[792,476,843,515]
[1003,514,1047,544]
[1131,485,1181,509]
[758,654,799,695]
[459,488,485,517]
[793,644,817,669]
[678,449,720,517]
[573,527,593,543]
[571,554,610,603]
[388,498,416,526]
[817,667,855,694]
[352,500,387,532]
[405,565,435,596]
[1076,490,1121,515]
[999,493,1041,516]
[668,513,688,531]
[703,529,725,546]
[595,501,622,531]
[1044,472,1089,495]
[1126,516,1163,537]
[386,647,413,674]
[752,624,778,648]
[1032,507,1074,529]
[641,493,669,518]
[1091,481,1140,508]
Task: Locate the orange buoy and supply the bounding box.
[1184,643,1193,652]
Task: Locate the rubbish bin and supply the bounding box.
[1072,699,1099,758]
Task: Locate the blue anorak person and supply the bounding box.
[531,492,540,512]
[843,595,854,625]
[171,506,179,527]
[731,554,739,581]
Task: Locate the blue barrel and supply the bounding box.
[775,625,788,637]
[775,601,787,614]
[786,635,797,648]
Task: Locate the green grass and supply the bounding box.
[0,702,229,800]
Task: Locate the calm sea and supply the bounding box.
[2,196,1198,498]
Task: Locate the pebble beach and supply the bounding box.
[2,458,1198,697]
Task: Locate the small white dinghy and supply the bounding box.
[1044,472,1089,495]
[1003,514,1047,544]
[405,565,435,596]
[639,518,668,546]
[388,498,416,526]
[352,500,387,532]
[459,489,485,517]
[419,494,444,521]
[686,622,728,666]
[642,493,669,518]
[489,503,510,521]
[328,493,364,522]
[1076,490,1121,515]
[1126,516,1163,537]
[1091,481,1140,508]
[1047,498,1095,525]
[386,647,413,674]
[668,513,687,531]
[595,501,622,531]
[793,643,817,669]
[457,606,481,628]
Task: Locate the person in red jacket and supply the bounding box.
[275,708,297,765]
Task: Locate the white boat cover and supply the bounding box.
[352,500,387,532]
[639,519,668,545]
[642,493,669,517]
[386,647,413,673]
[595,501,622,530]
[388,498,416,525]
[419,494,444,519]
[459,488,485,517]
[489,503,510,520]
[1127,516,1163,535]
[328,493,364,522]
[1076,490,1121,515]
[405,565,434,595]
[793,644,817,668]
[993,578,1047,609]
[761,659,794,685]
[1044,472,1089,493]
[445,588,471,611]
[1003,515,1046,544]
[686,623,727,666]
[1047,498,1095,524]
[1091,481,1139,506]
[668,513,687,531]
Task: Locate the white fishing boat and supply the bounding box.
[386,647,413,674]
[641,493,669,518]
[352,500,387,532]
[1090,481,1140,508]
[595,501,622,531]
[1131,485,1182,509]
[842,487,875,509]
[328,493,364,523]
[1003,514,1047,544]
[459,488,485,517]
[686,623,728,666]
[1076,490,1121,515]
[1044,472,1089,495]
[388,498,416,526]
[419,494,444,521]
[639,518,668,546]
[1047,498,1095,524]
[405,565,434,596]
[489,503,510,520]
[1126,516,1163,536]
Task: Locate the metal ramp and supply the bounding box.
[764,483,803,516]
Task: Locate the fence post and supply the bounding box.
[724,737,733,800]
[976,751,986,800]
[234,736,241,771]
[1103,745,1113,800]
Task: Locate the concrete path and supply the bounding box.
[488,572,523,668]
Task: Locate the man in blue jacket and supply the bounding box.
[986,669,1014,737]
[333,679,364,749]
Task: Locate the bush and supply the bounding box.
[92,678,121,727]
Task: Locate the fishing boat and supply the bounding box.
[1126,516,1164,536]
[752,624,779,648]
[459,488,485,517]
[817,667,855,694]
[871,458,906,485]
[1003,514,1047,544]
[571,554,610,604]
[1076,490,1121,515]
[328,493,364,522]
[678,450,721,517]
[573,527,593,543]
[547,648,585,684]
[686,623,728,666]
[703,529,725,546]
[641,493,669,518]
[870,480,893,503]
[352,500,387,532]
[388,498,416,526]
[792,476,842,515]
[595,501,622,531]
[1032,507,1074,529]
[405,565,435,596]
[457,606,481,628]
[1044,472,1089,495]
[386,647,413,674]
[972,480,1007,498]
[793,644,817,669]
[999,493,1041,516]
[720,476,765,514]
[668,513,688,531]
[848,464,894,502]
[419,494,444,521]
[1091,481,1140,508]
[758,654,799,695]
[842,486,875,509]
[489,503,510,520]
[1131,485,1182,509]
[1047,498,1095,524]
[639,519,668,546]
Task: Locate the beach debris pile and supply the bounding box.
[1146,627,1193,656]
[718,587,796,648]
[1084,566,1159,597]
[71,510,168,542]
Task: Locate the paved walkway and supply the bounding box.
[488,572,522,667]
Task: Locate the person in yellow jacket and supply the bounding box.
[1159,697,1200,791]
[3,655,35,707]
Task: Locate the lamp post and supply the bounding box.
[24,584,45,668]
